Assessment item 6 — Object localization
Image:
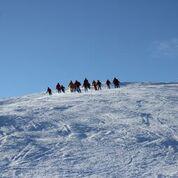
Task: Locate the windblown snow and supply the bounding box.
[0,83,178,178]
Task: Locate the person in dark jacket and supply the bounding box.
[75,80,81,93]
[113,77,120,88]
[92,80,98,91]
[60,85,65,93]
[83,78,90,91]
[47,87,52,95]
[97,80,102,90]
[56,83,61,93]
[106,80,111,89]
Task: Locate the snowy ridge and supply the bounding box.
[0,83,178,178]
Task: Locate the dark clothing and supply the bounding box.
[60,85,65,93]
[47,87,52,95]
[68,81,73,87]
[75,80,81,87]
[83,78,90,91]
[97,80,102,90]
[56,83,61,93]
[113,78,120,88]
[75,80,81,93]
[106,80,111,89]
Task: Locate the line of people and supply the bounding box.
[47,83,65,95]
[46,77,120,95]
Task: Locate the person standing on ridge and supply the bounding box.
[46,87,52,95]
[68,81,75,92]
[56,83,61,93]
[60,85,65,93]
[97,80,102,90]
[113,77,120,88]
[75,80,81,93]
[106,80,111,89]
[92,80,98,91]
[83,78,90,91]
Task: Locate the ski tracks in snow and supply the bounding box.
[0,83,178,177]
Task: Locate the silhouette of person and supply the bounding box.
[47,87,52,95]
[92,80,98,91]
[106,80,111,89]
[56,83,61,93]
[97,80,102,90]
[113,78,120,88]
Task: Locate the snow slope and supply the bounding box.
[0,83,178,178]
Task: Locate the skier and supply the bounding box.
[106,79,111,89]
[60,85,65,93]
[75,80,81,93]
[83,78,90,91]
[92,80,98,91]
[46,87,52,95]
[113,77,120,88]
[97,80,102,90]
[56,83,61,93]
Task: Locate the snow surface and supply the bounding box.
[0,83,178,178]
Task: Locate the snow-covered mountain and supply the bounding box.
[0,83,178,178]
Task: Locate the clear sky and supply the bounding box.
[0,0,178,98]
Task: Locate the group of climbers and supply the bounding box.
[92,80,102,90]
[56,83,65,93]
[68,80,82,93]
[68,79,106,93]
[46,77,120,95]
[47,83,65,95]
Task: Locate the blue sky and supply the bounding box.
[0,0,178,97]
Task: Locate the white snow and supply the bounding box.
[0,83,178,178]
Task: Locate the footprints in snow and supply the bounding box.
[57,125,71,137]
[136,100,144,108]
[28,121,57,131]
[140,113,151,126]
[135,131,159,144]
[57,122,114,141]
[136,100,152,126]
[57,123,102,140]
[53,105,73,112]
[161,138,178,152]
